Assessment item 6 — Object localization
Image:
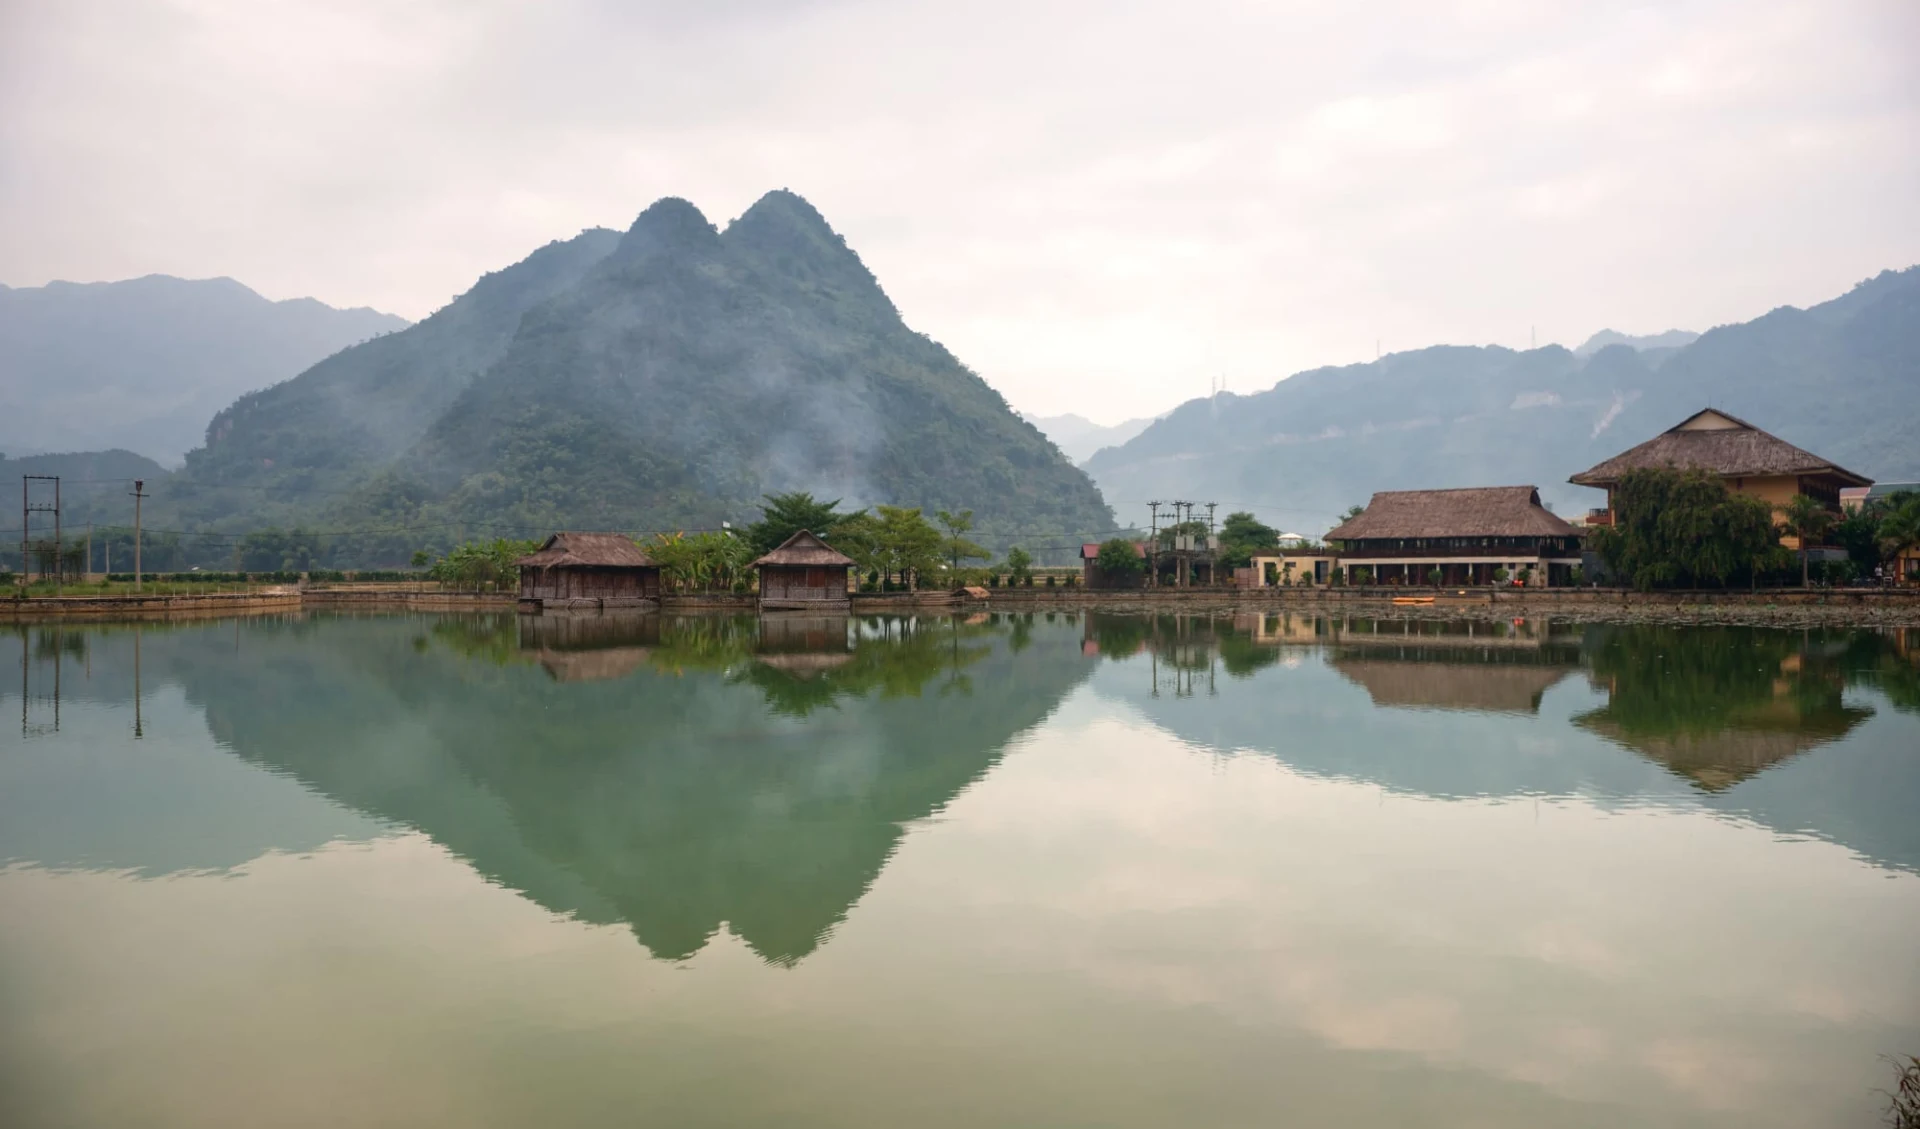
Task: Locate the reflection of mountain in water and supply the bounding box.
[1086,613,1920,874]
[163,611,1093,965]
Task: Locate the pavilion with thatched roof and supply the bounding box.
[751,530,855,610]
[1325,485,1583,587]
[515,532,662,611]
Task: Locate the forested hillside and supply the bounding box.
[0,276,407,463]
[153,192,1112,564]
[1085,267,1920,534]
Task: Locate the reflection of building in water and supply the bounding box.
[1334,659,1575,715]
[1573,628,1872,791]
[517,611,661,683]
[754,615,853,676]
[1231,612,1573,652]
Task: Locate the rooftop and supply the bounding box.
[1325,486,1580,542]
[1569,409,1871,488]
[752,529,856,568]
[516,532,657,569]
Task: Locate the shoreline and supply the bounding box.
[5,584,1918,628]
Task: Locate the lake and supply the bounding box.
[3,610,1918,1128]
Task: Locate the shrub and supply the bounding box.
[1045,575,1057,588]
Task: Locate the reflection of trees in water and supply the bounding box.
[428,612,1006,719]
[1573,625,1873,791]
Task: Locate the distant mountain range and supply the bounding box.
[0,276,408,464]
[1021,412,1160,464]
[158,191,1113,561]
[1084,267,1920,534]
[1572,328,1699,357]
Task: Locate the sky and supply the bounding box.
[2,0,1917,424]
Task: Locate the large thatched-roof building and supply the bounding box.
[1570,409,1871,546]
[752,530,854,610]
[515,532,662,611]
[1325,485,1582,586]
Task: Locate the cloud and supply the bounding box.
[1,0,1915,421]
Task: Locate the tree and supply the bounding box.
[1588,467,1784,590]
[1781,493,1836,588]
[410,550,431,569]
[1216,511,1279,569]
[1427,566,1442,587]
[1003,547,1033,585]
[428,538,538,591]
[935,508,989,573]
[1876,491,1920,579]
[650,530,753,592]
[1341,504,1367,523]
[870,505,943,590]
[746,492,851,555]
[1094,539,1144,585]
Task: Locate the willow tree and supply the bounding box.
[1589,468,1783,590]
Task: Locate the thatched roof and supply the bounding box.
[1569,409,1871,488]
[752,530,855,568]
[1326,486,1579,541]
[516,532,657,569]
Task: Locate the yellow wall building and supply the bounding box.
[1569,409,1872,551]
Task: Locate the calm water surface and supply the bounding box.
[3,611,1918,1128]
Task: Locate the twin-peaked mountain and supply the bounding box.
[167,191,1112,555]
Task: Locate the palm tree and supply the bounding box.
[1877,492,1920,585]
[1781,494,1836,587]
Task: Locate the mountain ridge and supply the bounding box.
[0,275,410,463]
[1085,265,1920,533]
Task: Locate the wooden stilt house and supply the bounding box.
[752,530,855,611]
[515,532,662,611]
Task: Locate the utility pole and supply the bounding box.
[1147,501,1162,588]
[131,479,148,593]
[23,475,60,590]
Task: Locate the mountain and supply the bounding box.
[0,275,408,464]
[1084,267,1920,535]
[165,191,1113,561]
[1022,412,1160,464]
[1572,328,1699,357]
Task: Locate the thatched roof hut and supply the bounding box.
[1326,486,1580,542]
[752,530,855,609]
[515,532,661,609]
[1570,409,1871,488]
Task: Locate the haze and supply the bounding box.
[2,0,1916,423]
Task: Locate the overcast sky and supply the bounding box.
[3,0,1916,423]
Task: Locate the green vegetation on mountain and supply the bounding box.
[146,192,1110,566]
[1085,267,1920,535]
[0,275,407,462]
